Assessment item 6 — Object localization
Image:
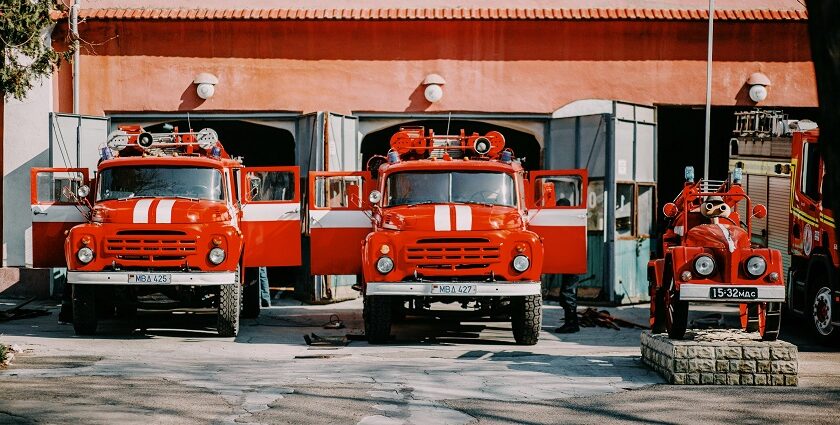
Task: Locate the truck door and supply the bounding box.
[526,169,588,274]
[308,172,373,275]
[30,168,91,267]
[790,139,822,257]
[240,166,303,267]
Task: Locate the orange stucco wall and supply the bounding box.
[61,19,816,115]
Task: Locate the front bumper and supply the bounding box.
[68,271,237,286]
[365,281,540,297]
[679,283,785,302]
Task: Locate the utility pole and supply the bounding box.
[703,0,715,181]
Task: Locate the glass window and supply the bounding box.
[533,175,582,207]
[246,171,295,202]
[802,143,821,201]
[615,183,635,237]
[314,175,364,209]
[97,167,224,201]
[587,180,605,231]
[385,171,516,207]
[637,185,656,237]
[36,171,85,203]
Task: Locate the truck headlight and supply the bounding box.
[694,254,715,276]
[376,256,394,274]
[745,256,767,277]
[77,247,94,264]
[512,255,530,272]
[208,247,226,265]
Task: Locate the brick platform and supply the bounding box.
[641,330,798,386]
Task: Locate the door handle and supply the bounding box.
[32,207,47,215]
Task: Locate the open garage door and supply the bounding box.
[49,113,110,172]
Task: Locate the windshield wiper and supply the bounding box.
[403,201,436,208]
[116,195,154,201]
[170,195,200,202]
[456,200,497,207]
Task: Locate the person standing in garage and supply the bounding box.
[554,274,580,333]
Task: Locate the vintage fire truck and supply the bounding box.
[783,129,840,344]
[316,127,588,344]
[648,167,785,340]
[30,126,302,336]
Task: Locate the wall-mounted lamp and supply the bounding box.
[422,73,445,103]
[193,72,219,100]
[747,72,771,103]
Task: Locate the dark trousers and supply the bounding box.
[258,267,271,305]
[559,274,579,324]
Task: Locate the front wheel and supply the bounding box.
[665,281,688,340]
[511,295,542,345]
[217,267,241,337]
[72,284,98,336]
[364,295,392,344]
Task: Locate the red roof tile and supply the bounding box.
[66,7,808,22]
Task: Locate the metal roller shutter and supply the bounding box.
[768,176,792,275]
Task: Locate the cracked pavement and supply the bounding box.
[1,298,838,424]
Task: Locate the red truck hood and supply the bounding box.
[92,198,231,224]
[684,223,750,252]
[378,204,523,231]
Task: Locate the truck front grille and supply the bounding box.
[105,231,197,260]
[405,237,501,270]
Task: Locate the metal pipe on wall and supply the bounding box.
[71,0,80,114]
[703,0,715,180]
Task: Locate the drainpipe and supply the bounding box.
[71,0,80,114]
[702,0,714,181]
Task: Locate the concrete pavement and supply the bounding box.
[0,297,838,424]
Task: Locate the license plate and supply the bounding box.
[709,287,758,300]
[431,284,477,295]
[128,273,172,284]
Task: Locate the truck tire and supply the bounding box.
[511,295,542,345]
[72,284,98,335]
[762,302,781,342]
[241,267,260,319]
[364,295,392,344]
[217,269,241,337]
[651,288,667,334]
[666,282,688,340]
[810,285,838,345]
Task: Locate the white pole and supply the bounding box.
[703,0,714,181]
[71,0,80,114]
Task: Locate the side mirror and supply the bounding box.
[663,202,679,218]
[248,176,261,200]
[369,190,382,205]
[752,204,767,219]
[77,185,90,198]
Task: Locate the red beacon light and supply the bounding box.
[104,125,228,159]
[387,126,506,160]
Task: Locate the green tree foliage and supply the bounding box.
[1,0,71,100]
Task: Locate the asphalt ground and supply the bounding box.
[0,297,838,424]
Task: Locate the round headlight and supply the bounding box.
[694,254,715,276]
[376,256,394,274]
[745,256,767,277]
[208,247,226,265]
[77,247,94,264]
[512,255,530,272]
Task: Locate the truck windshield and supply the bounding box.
[97,166,225,201]
[385,171,516,207]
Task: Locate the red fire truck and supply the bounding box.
[320,127,588,344]
[784,129,840,344]
[648,167,785,341]
[30,126,301,336]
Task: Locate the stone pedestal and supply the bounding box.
[641,330,798,386]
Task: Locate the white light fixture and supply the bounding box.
[422,73,445,103]
[747,72,771,103]
[193,72,219,100]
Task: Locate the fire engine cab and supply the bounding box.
[314,127,588,344]
[784,129,840,344]
[648,167,785,341]
[30,126,301,336]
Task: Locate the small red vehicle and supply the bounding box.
[345,127,588,344]
[648,167,785,340]
[30,126,301,336]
